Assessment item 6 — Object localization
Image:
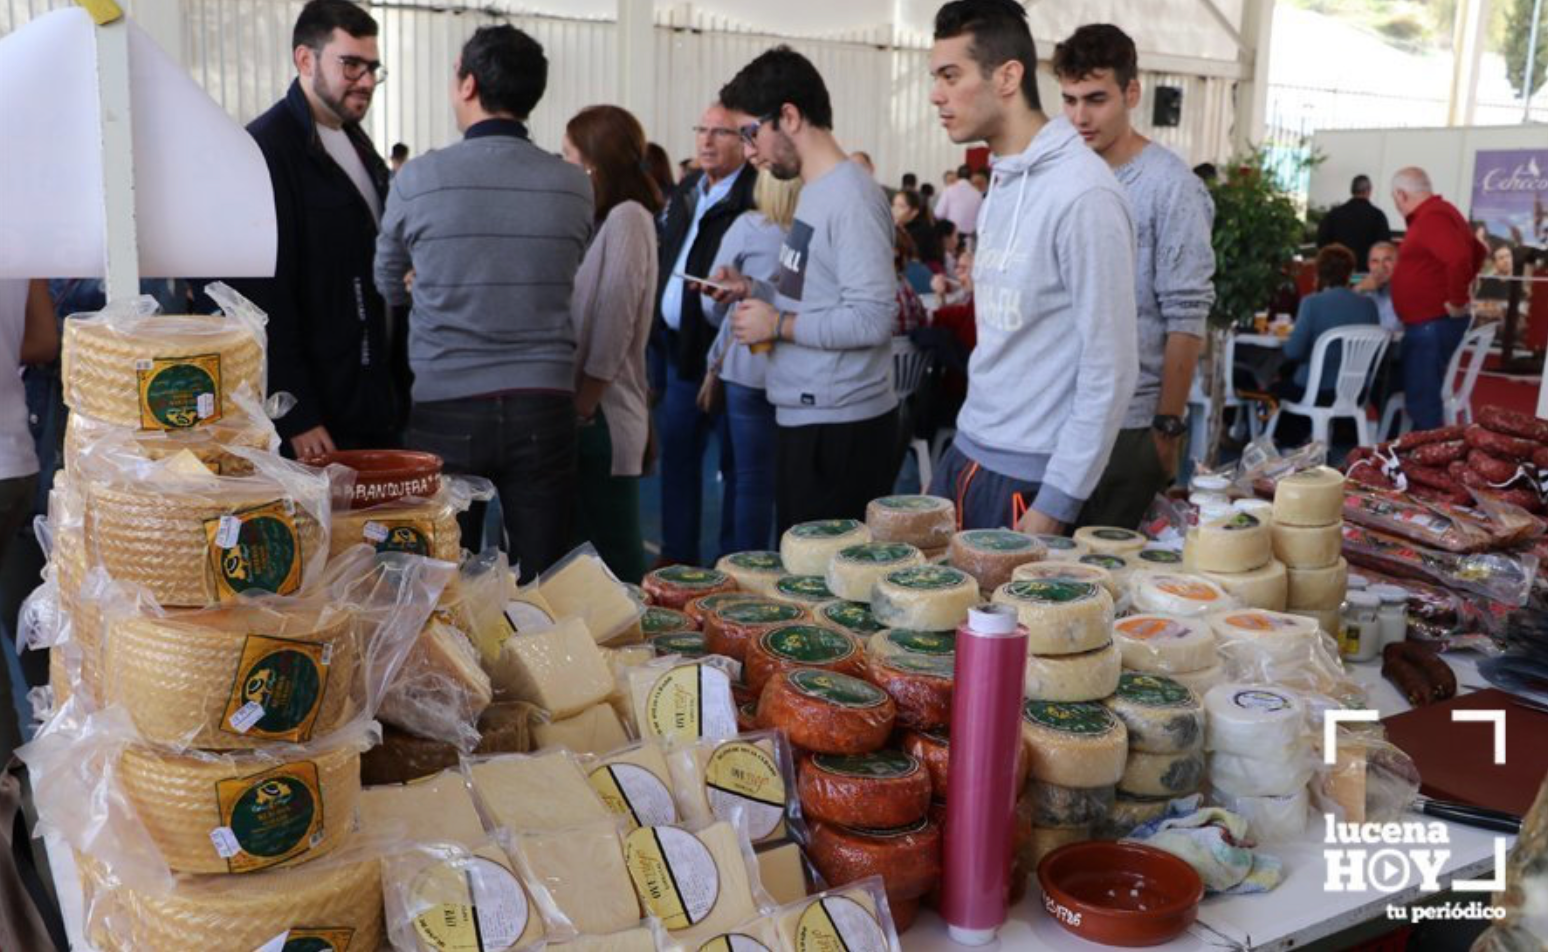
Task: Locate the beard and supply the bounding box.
[765,129,801,181]
[314,67,371,126]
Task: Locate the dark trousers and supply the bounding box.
[929,444,1042,531]
[1078,427,1171,530]
[407,393,576,582]
[776,408,900,535]
[0,475,38,768]
[573,411,646,584]
[658,371,719,564]
[717,382,778,554]
[1402,316,1468,431]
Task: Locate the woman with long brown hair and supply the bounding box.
[563,105,663,582]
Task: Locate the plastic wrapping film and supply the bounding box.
[360,701,537,786]
[504,817,645,937]
[770,878,903,952]
[1310,731,1422,825]
[1340,522,1539,608]
[1210,612,1368,713]
[329,483,474,564]
[441,548,527,666]
[668,730,802,846]
[60,283,268,432]
[618,818,773,947]
[63,384,280,478]
[1234,437,1328,497]
[624,655,741,745]
[376,609,493,752]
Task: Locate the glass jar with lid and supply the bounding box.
[1367,584,1409,650]
[1341,591,1382,662]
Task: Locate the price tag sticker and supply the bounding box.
[215,516,242,549]
[197,392,216,419]
[363,521,389,543]
[210,826,241,859]
[228,702,266,734]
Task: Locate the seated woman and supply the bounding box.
[1276,243,1380,404]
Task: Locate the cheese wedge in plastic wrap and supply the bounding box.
[621,820,765,946]
[627,658,739,745]
[491,617,613,718]
[356,768,486,847]
[383,840,562,952]
[585,741,681,831]
[774,880,903,952]
[469,750,610,832]
[757,842,816,906]
[533,702,631,755]
[512,818,643,936]
[540,546,644,645]
[377,613,493,752]
[669,731,795,846]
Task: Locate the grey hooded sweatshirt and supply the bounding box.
[953,117,1140,523]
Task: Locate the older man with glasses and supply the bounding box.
[651,102,758,566]
[221,0,409,460]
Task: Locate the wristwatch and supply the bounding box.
[1152,414,1187,438]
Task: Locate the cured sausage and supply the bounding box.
[1477,406,1548,443]
[1465,425,1542,462]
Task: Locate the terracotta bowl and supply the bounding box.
[321,449,442,509]
[1037,841,1204,947]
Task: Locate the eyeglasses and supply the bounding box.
[692,125,739,141]
[738,114,777,144]
[332,53,387,83]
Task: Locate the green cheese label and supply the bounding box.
[1022,700,1119,737]
[650,632,706,657]
[847,817,931,838]
[812,750,919,780]
[1079,554,1127,571]
[220,634,330,742]
[762,625,855,663]
[791,519,862,539]
[654,565,729,588]
[718,600,805,626]
[205,501,304,601]
[1038,534,1078,550]
[775,575,833,601]
[838,543,916,565]
[788,669,887,709]
[1222,513,1261,530]
[1092,528,1141,542]
[960,529,1037,552]
[1137,549,1183,564]
[727,550,784,572]
[216,761,324,873]
[373,521,432,556]
[884,629,955,655]
[281,931,353,952]
[137,354,221,430]
[1004,579,1097,604]
[643,607,694,636]
[885,565,968,590]
[1114,672,1193,708]
[875,495,946,512]
[691,593,753,614]
[819,601,883,634]
[1232,688,1294,713]
[883,653,954,678]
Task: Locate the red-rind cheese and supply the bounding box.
[683,592,759,627]
[864,653,953,731]
[642,566,738,610]
[797,750,932,829]
[891,897,921,934]
[900,728,1028,802]
[807,818,943,904]
[744,624,865,695]
[737,700,760,734]
[757,669,896,755]
[703,598,809,664]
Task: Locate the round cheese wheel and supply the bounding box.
[1020,700,1129,787]
[1025,782,1115,830]
[736,700,760,733]
[685,592,760,627]
[864,651,953,730]
[1119,749,1206,798]
[1131,572,1232,618]
[781,519,872,577]
[1011,560,1117,599]
[1208,609,1320,666]
[814,600,886,638]
[1111,615,1217,675]
[1023,642,1121,703]
[1035,534,1089,562]
[1272,466,1346,527]
[704,598,809,664]
[642,566,738,611]
[1210,748,1313,798]
[902,729,952,800]
[1078,553,1133,589]
[868,628,956,664]
[1203,682,1306,756]
[1027,826,1089,871]
[773,574,836,607]
[744,624,865,694]
[1213,787,1311,842]
[798,750,932,828]
[715,551,788,598]
[1073,527,1148,557]
[870,565,978,631]
[806,818,943,905]
[642,607,697,638]
[1102,672,1204,754]
[1167,662,1226,697]
[948,529,1046,592]
[991,580,1113,656]
[650,631,708,659]
[1101,795,1171,838]
[1271,521,1343,569]
[826,543,926,603]
[1187,512,1272,573]
[1286,557,1348,612]
[1134,547,1186,571]
[1199,559,1288,611]
[757,669,896,755]
[866,495,956,550]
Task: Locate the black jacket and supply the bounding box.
[225,80,409,445]
[1316,197,1392,267]
[655,165,758,381]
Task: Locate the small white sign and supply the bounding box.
[209,826,241,858]
[215,516,242,549]
[362,521,389,543]
[228,702,265,734]
[197,392,216,419]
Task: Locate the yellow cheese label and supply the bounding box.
[704,742,785,841]
[795,896,888,952]
[205,500,304,601]
[220,634,332,743]
[135,353,223,430]
[279,928,355,951]
[589,763,679,831]
[699,936,773,952]
[623,826,722,931]
[644,665,735,743]
[215,761,325,873]
[410,855,531,951]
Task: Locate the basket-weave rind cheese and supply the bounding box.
[642,565,738,611]
[1271,521,1343,569]
[1011,559,1117,598]
[1072,526,1147,557]
[1118,749,1206,798]
[1111,615,1217,675]
[1271,466,1346,527]
[948,528,1046,592]
[870,565,977,631]
[62,314,265,431]
[715,551,787,598]
[757,669,896,755]
[1020,700,1129,788]
[104,605,358,749]
[1102,672,1204,754]
[1186,513,1272,573]
[826,543,925,603]
[990,579,1113,656]
[1022,642,1121,703]
[866,495,956,550]
[329,495,462,562]
[64,407,278,477]
[798,750,932,829]
[1131,572,1232,618]
[1285,557,1349,611]
[744,624,865,695]
[1199,559,1288,611]
[116,743,360,874]
[781,519,872,577]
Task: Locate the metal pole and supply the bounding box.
[1527,0,1544,122]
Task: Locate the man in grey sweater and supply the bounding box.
[1055,24,1215,529]
[709,46,900,532]
[375,25,594,578]
[924,0,1138,534]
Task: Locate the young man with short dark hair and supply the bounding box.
[707,46,899,532]
[925,0,1137,534]
[374,25,594,578]
[1053,23,1215,529]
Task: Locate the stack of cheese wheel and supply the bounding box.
[993,579,1120,703]
[1020,700,1128,870]
[1204,683,1313,842]
[864,629,955,730]
[1207,608,1323,684]
[329,491,462,562]
[1112,614,1224,697]
[1102,673,1206,832]
[1271,466,1348,638]
[866,495,955,558]
[1186,511,1288,611]
[1130,572,1232,620]
[1013,559,1120,600]
[826,542,925,603]
[1073,527,1147,557]
[63,401,279,477]
[641,564,738,611]
[781,519,871,576]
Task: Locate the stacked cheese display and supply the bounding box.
[1104,673,1207,816]
[1187,511,1288,611]
[1272,466,1349,638]
[1205,683,1314,842]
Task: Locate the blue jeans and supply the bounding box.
[658,372,718,563]
[1401,317,1468,431]
[717,382,778,554]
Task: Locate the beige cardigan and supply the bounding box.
[570,201,658,476]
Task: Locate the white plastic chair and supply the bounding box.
[1264,325,1391,447]
[892,337,935,489]
[1378,321,1496,438]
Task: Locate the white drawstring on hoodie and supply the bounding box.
[978,166,1029,274]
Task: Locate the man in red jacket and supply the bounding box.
[1389,166,1486,430]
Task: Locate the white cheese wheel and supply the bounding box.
[825,542,925,603]
[991,579,1113,656]
[1213,788,1311,842]
[1272,466,1346,527]
[715,551,787,598]
[1102,672,1204,754]
[1187,512,1272,572]
[1078,553,1134,593]
[1035,534,1089,562]
[1020,700,1129,787]
[1208,609,1320,649]
[1119,749,1206,798]
[870,564,978,631]
[1023,642,1122,703]
[1131,572,1232,618]
[1203,683,1306,757]
[1271,521,1344,569]
[1210,748,1314,798]
[1167,663,1226,697]
[1199,559,1288,611]
[1112,615,1217,674]
[1286,557,1349,611]
[949,528,1046,592]
[1073,526,1148,557]
[866,495,956,550]
[1012,560,1117,599]
[781,519,872,577]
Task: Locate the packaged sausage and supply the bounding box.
[1340,524,1538,607]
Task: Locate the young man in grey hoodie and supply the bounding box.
[708,47,900,533]
[925,0,1138,535]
